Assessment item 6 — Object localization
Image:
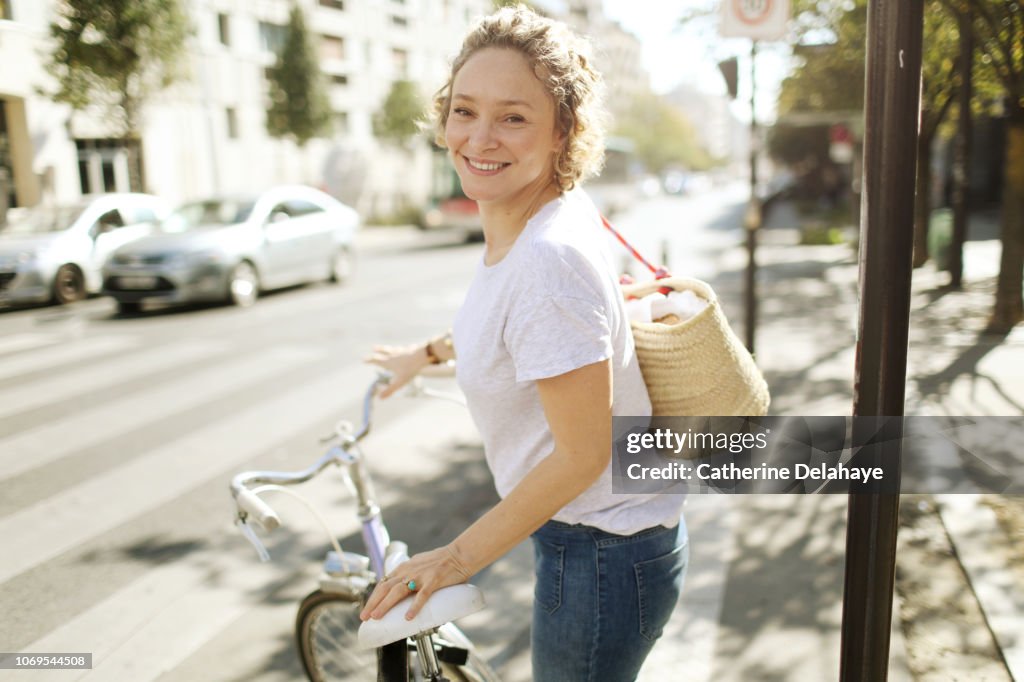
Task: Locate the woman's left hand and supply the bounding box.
[360,545,472,622]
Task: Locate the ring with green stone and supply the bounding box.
[406,580,418,592]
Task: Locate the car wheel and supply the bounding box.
[328,246,353,284]
[228,261,259,307]
[53,264,87,304]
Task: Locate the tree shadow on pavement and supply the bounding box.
[709,494,849,682]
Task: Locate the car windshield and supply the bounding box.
[161,200,255,233]
[0,204,88,235]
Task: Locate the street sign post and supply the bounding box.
[717,0,790,354]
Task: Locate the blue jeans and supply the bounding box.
[530,519,689,682]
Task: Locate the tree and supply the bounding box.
[962,0,1024,331]
[266,5,332,147]
[372,80,425,146]
[46,0,191,187]
[614,91,712,174]
[912,1,961,267]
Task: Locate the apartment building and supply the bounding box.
[0,0,488,218]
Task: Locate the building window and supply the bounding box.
[334,111,349,134]
[75,139,143,193]
[0,99,16,210]
[390,15,408,27]
[0,0,11,21]
[319,0,344,9]
[217,13,230,46]
[320,34,345,61]
[329,74,348,86]
[392,48,408,77]
[259,21,286,54]
[226,108,239,139]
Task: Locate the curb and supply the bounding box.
[936,494,1024,680]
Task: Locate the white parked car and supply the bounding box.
[102,186,359,314]
[0,193,171,306]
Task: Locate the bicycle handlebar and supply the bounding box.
[235,487,281,531]
[230,370,463,561]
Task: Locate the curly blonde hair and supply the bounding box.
[431,4,607,192]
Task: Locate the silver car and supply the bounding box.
[0,193,170,306]
[102,186,359,314]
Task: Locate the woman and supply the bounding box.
[361,6,688,680]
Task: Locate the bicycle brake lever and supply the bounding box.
[235,517,271,562]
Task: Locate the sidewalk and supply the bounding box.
[693,202,1023,682]
[362,205,1023,681]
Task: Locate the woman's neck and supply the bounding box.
[479,182,562,266]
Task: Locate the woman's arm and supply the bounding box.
[360,357,612,621]
[365,331,454,398]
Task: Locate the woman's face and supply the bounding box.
[445,47,564,208]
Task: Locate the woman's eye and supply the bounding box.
[452,107,472,117]
[505,115,525,123]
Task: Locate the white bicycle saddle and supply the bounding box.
[357,583,486,649]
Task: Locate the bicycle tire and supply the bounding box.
[296,589,500,682]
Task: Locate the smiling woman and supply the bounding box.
[364,7,688,681]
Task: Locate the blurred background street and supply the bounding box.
[2,0,1022,680]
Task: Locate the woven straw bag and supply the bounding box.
[622,276,770,417]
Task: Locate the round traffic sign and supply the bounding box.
[733,0,775,25]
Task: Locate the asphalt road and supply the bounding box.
[0,188,752,681]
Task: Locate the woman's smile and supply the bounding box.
[462,155,511,175]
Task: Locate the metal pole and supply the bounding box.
[842,2,924,681]
[744,40,759,354]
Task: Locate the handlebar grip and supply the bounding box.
[236,489,281,531]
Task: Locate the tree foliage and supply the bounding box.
[46,0,191,137]
[776,1,867,117]
[955,0,1024,330]
[266,5,332,147]
[613,91,713,173]
[372,80,425,146]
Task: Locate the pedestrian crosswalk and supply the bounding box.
[0,291,491,680]
[0,335,139,383]
[0,339,225,420]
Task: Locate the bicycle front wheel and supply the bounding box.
[297,589,376,681]
[296,589,500,682]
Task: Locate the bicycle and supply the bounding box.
[230,371,500,682]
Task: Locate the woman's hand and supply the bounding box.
[360,545,473,622]
[364,343,429,398]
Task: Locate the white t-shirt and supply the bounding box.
[453,190,686,536]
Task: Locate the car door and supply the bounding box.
[260,201,302,288]
[283,198,334,282]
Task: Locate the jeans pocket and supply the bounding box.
[634,540,688,642]
[533,538,565,615]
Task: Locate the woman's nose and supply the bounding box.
[468,120,497,149]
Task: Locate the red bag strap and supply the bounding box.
[599,214,673,295]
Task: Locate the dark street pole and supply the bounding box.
[842,1,924,681]
[744,40,759,355]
